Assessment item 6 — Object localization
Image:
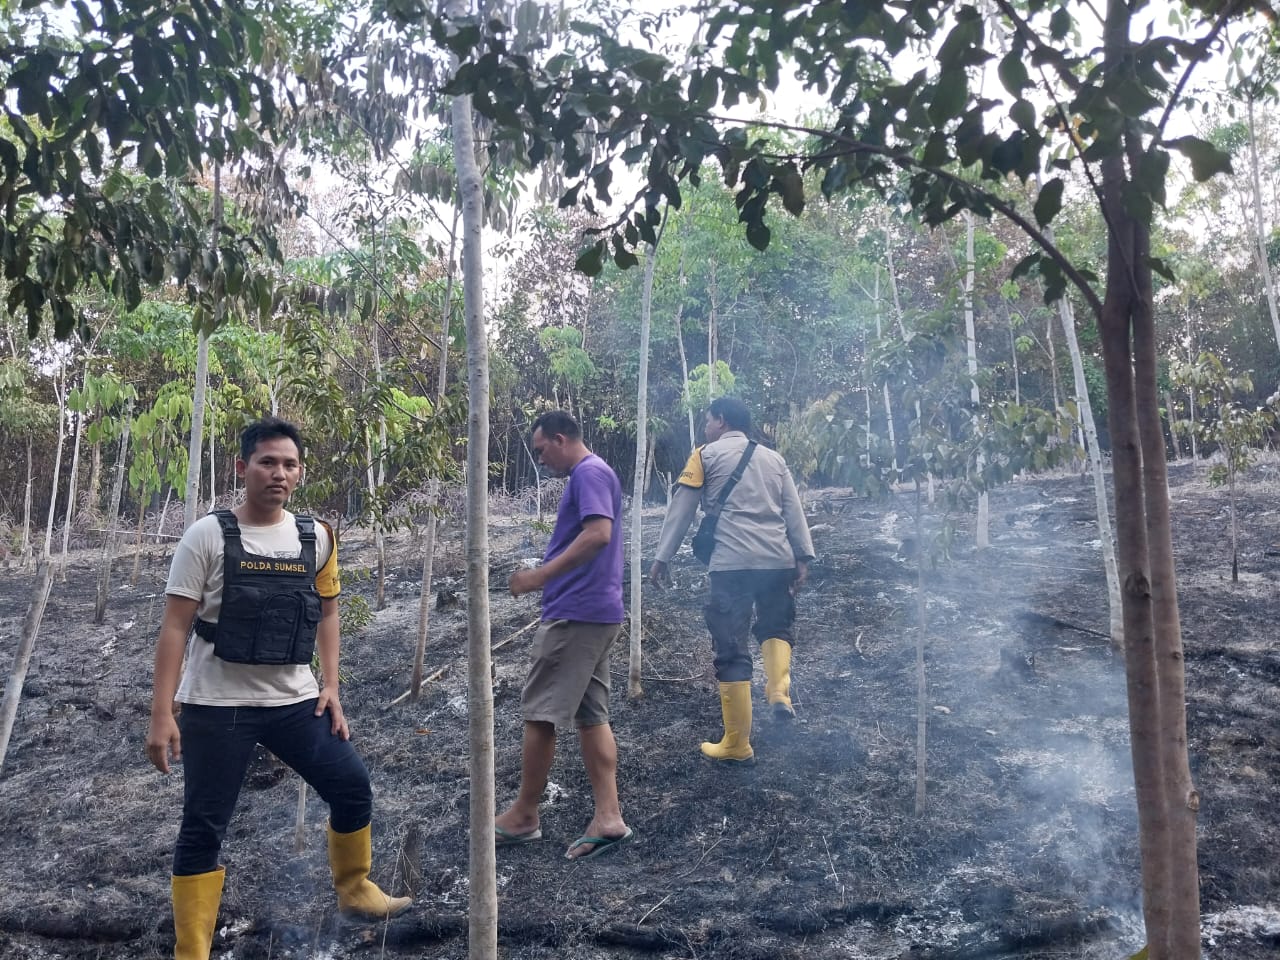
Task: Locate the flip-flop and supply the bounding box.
[565,827,635,861]
[495,825,542,847]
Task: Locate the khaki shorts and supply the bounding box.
[521,620,622,728]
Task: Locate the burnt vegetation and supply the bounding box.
[0,462,1277,958]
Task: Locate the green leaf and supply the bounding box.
[998,52,1029,97]
[776,167,805,216]
[1009,99,1036,132]
[1145,256,1175,282]
[745,219,770,252]
[1049,7,1072,41]
[929,68,968,125]
[1167,135,1233,181]
[574,240,606,277]
[1033,177,1064,228]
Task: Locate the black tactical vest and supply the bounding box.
[193,510,323,665]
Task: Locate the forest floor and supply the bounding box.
[0,459,1278,959]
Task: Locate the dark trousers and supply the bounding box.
[704,569,797,683]
[173,700,372,876]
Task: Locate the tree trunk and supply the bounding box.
[673,247,696,449]
[630,231,663,700]
[1098,8,1200,953]
[0,561,54,775]
[156,485,174,543]
[1057,292,1123,644]
[42,369,67,561]
[95,412,132,625]
[185,164,219,532]
[130,494,149,585]
[58,380,87,578]
[412,208,459,703]
[451,78,498,960]
[962,212,989,548]
[912,481,927,815]
[369,216,389,612]
[707,260,718,399]
[1165,392,1184,461]
[1246,95,1280,353]
[86,438,102,520]
[20,436,34,566]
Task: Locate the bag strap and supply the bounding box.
[710,441,757,513]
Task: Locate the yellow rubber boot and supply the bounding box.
[762,638,796,720]
[700,681,754,762]
[172,867,224,960]
[327,823,412,920]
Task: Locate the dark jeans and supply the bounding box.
[704,569,797,682]
[173,700,372,876]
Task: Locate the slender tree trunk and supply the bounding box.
[962,212,989,548]
[871,270,897,474]
[707,260,718,399]
[42,369,67,561]
[95,411,132,625]
[87,438,102,519]
[1165,392,1184,461]
[156,485,174,543]
[185,165,219,531]
[208,417,216,507]
[412,209,459,703]
[131,494,149,585]
[885,217,924,495]
[1057,292,1123,644]
[1228,466,1238,582]
[630,229,663,700]
[58,382,87,578]
[369,216,389,612]
[673,247,696,449]
[20,436,34,566]
[1246,95,1280,353]
[451,77,498,960]
[0,561,54,775]
[912,481,927,815]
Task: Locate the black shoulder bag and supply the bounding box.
[691,441,757,565]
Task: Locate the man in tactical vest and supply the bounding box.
[145,417,409,960]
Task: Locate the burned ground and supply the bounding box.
[0,461,1277,959]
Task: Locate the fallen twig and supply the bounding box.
[492,616,541,653]
[389,665,449,705]
[636,892,673,926]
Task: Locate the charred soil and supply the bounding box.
[0,461,1277,959]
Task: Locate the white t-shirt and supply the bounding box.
[166,511,340,707]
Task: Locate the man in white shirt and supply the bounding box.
[145,418,409,960]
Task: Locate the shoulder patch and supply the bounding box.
[678,447,705,489]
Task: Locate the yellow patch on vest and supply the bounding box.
[316,520,341,598]
[678,447,706,488]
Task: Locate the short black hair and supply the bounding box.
[240,417,304,462]
[709,397,752,433]
[531,409,581,440]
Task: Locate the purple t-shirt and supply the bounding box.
[541,454,624,624]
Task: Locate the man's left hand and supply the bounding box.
[794,560,810,589]
[316,687,350,740]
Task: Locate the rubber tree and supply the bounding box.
[434,0,1273,953]
[448,10,498,951]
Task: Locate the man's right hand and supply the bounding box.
[648,560,671,588]
[146,709,181,773]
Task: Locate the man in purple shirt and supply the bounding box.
[495,410,634,861]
